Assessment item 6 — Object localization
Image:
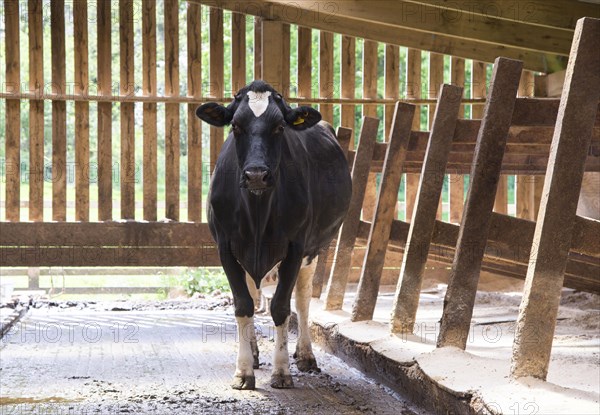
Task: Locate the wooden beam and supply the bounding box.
[97,0,112,221]
[362,40,379,222]
[352,102,416,322]
[319,31,334,123]
[449,57,465,224]
[142,0,157,221]
[120,0,135,220]
[438,58,523,349]
[297,27,312,99]
[341,35,356,147]
[261,20,284,89]
[324,117,379,310]
[188,2,203,222]
[165,0,180,221]
[196,0,567,73]
[210,8,225,172]
[511,18,600,381]
[391,85,463,332]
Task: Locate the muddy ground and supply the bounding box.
[0,299,424,415]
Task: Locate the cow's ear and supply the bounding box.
[285,106,321,130]
[196,102,233,127]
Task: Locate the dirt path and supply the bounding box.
[0,305,423,414]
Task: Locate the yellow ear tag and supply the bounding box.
[293,116,305,126]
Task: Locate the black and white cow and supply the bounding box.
[196,81,352,390]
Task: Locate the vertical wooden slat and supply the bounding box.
[28,0,44,222]
[341,35,356,148]
[449,57,465,224]
[352,103,416,322]
[5,0,20,222]
[165,0,180,221]
[362,40,379,222]
[210,8,224,172]
[391,85,464,333]
[516,70,537,220]
[282,23,290,97]
[254,17,262,80]
[512,18,600,380]
[97,0,112,221]
[319,31,334,123]
[438,58,523,349]
[142,0,157,221]
[298,27,312,99]
[74,0,89,221]
[405,49,422,222]
[385,45,400,138]
[188,2,203,222]
[261,20,284,89]
[429,53,444,220]
[231,13,246,93]
[120,0,135,219]
[324,117,379,310]
[51,0,67,221]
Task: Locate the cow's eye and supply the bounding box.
[273,124,285,135]
[231,123,242,135]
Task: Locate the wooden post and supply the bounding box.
[231,13,246,94]
[261,20,284,89]
[437,58,523,349]
[51,0,66,221]
[142,0,157,221]
[298,27,312,100]
[341,35,356,148]
[405,49,422,222]
[187,2,203,222]
[362,40,379,222]
[390,85,464,333]
[429,53,444,220]
[28,0,44,222]
[319,31,334,124]
[254,17,262,80]
[313,126,353,298]
[324,118,379,310]
[385,45,400,217]
[282,24,290,97]
[74,0,89,221]
[511,18,600,380]
[210,8,224,172]
[120,0,135,220]
[351,102,415,322]
[97,0,112,221]
[516,70,537,220]
[449,57,466,224]
[165,0,180,221]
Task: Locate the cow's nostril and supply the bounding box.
[244,169,270,187]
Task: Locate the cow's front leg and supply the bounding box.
[219,242,256,390]
[294,257,320,372]
[270,243,304,389]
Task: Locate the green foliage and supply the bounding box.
[182,268,231,296]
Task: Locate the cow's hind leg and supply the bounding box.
[294,258,320,373]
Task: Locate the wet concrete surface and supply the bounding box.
[0,303,423,414]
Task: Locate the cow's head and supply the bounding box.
[196,81,321,195]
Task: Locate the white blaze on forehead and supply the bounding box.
[247,91,272,117]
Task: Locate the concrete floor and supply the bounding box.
[0,306,422,414]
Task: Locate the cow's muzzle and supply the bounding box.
[242,167,272,195]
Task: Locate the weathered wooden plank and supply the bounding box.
[208,0,567,73]
[73,0,89,221]
[165,0,180,221]
[232,12,246,93]
[312,127,353,298]
[51,0,67,221]
[188,2,203,222]
[254,16,262,80]
[405,49,422,222]
[438,57,523,349]
[324,117,380,310]
[120,0,135,219]
[298,27,312,99]
[4,0,20,222]
[97,0,112,221]
[0,247,220,268]
[28,0,44,222]
[511,18,600,380]
[341,35,356,148]
[385,45,400,138]
[390,85,464,332]
[362,40,379,222]
[449,56,465,224]
[515,71,537,220]
[282,23,290,97]
[210,8,225,171]
[261,20,284,89]
[319,31,334,123]
[0,222,214,247]
[142,0,157,221]
[429,52,444,219]
[352,102,416,321]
